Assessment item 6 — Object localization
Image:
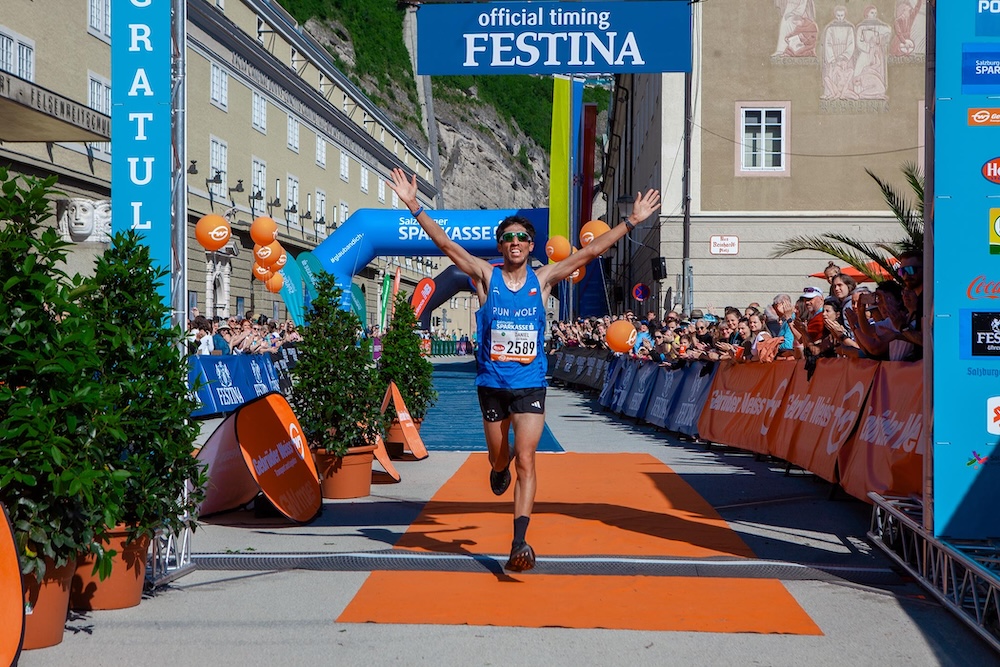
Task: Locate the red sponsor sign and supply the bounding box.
[967,275,1000,300]
[983,157,1000,184]
[969,108,1000,126]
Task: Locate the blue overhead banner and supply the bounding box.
[112,0,173,305]
[416,1,692,75]
[934,2,1000,539]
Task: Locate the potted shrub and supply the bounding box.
[377,293,437,457]
[70,231,207,611]
[0,170,125,648]
[289,272,384,498]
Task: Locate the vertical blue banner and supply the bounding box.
[112,0,173,305]
[934,2,1000,539]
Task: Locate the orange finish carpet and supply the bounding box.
[337,453,821,634]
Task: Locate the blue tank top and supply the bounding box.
[475,266,547,389]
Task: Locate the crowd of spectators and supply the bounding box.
[546,252,924,367]
[187,309,302,356]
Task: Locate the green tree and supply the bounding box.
[0,169,123,579]
[80,231,206,566]
[290,273,383,456]
[377,293,437,421]
[770,163,924,284]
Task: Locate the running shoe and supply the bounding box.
[504,541,536,572]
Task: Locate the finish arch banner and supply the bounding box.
[234,393,321,523]
[698,361,796,456]
[415,1,692,75]
[839,361,925,502]
[310,208,548,310]
[0,502,24,667]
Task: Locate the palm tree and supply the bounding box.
[770,162,924,284]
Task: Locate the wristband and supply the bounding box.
[412,206,424,218]
[623,216,635,232]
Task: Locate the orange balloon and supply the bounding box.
[255,240,283,267]
[607,319,637,353]
[579,220,611,248]
[273,248,288,270]
[545,235,571,262]
[265,272,284,293]
[250,216,278,245]
[569,263,586,284]
[252,262,273,281]
[195,214,230,251]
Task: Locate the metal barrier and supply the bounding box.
[868,493,1000,653]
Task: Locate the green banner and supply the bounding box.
[351,282,367,327]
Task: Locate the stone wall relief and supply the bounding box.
[770,2,925,114]
[56,198,112,243]
[204,242,239,319]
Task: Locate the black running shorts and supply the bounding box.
[477,386,546,423]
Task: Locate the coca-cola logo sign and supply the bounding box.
[968,275,1000,300]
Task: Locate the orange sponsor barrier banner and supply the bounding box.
[410,277,436,319]
[372,433,402,482]
[196,413,261,516]
[764,357,879,483]
[0,502,24,666]
[839,361,924,502]
[698,361,795,454]
[381,382,429,460]
[234,393,322,523]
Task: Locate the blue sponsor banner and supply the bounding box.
[978,0,1000,36]
[416,1,691,75]
[962,43,1000,94]
[935,4,1000,538]
[666,362,716,436]
[622,360,658,419]
[189,355,280,418]
[610,357,637,414]
[112,0,172,305]
[644,366,685,428]
[597,355,623,407]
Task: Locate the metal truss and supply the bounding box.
[868,493,1000,653]
[147,484,197,587]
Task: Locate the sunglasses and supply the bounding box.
[897,265,918,276]
[499,231,532,243]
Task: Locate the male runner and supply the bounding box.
[388,168,661,571]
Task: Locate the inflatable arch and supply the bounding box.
[282,208,549,318]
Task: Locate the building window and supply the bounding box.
[290,46,302,71]
[378,179,385,204]
[236,296,245,319]
[339,200,349,225]
[316,134,326,168]
[391,191,399,209]
[89,74,111,156]
[360,166,369,194]
[88,0,111,41]
[252,158,267,213]
[286,175,300,227]
[339,151,349,182]
[0,28,33,80]
[273,301,280,322]
[210,137,228,199]
[380,128,385,143]
[737,104,788,175]
[210,63,228,110]
[287,115,299,152]
[315,189,327,235]
[256,17,265,44]
[252,92,267,133]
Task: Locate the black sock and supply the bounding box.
[512,515,530,548]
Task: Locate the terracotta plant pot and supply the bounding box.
[314,445,376,499]
[22,558,74,650]
[384,418,422,459]
[71,527,150,611]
